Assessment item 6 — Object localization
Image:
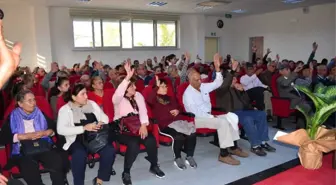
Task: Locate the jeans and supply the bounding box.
[69,142,116,185]
[234,110,269,147]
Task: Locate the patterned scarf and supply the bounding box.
[124,95,139,111]
[10,107,51,155]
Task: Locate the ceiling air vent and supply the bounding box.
[197,0,232,7]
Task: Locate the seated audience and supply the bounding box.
[183,54,248,166]
[104,68,119,89]
[295,63,314,88]
[113,62,165,185]
[312,64,333,87]
[80,74,91,88]
[0,90,65,185]
[49,77,70,119]
[216,60,276,156]
[89,76,104,108]
[57,84,115,185]
[167,65,180,93]
[146,76,197,170]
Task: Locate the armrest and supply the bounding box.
[271,96,291,101]
[180,112,195,118]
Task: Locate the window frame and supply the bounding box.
[72,17,179,51]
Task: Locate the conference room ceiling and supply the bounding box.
[7,0,336,17]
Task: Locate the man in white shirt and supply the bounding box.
[240,63,268,110]
[183,53,248,166]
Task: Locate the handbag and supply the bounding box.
[20,139,53,156]
[119,113,141,136]
[84,124,109,153]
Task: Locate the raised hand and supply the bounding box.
[87,55,91,61]
[267,48,271,54]
[213,53,221,72]
[155,75,160,87]
[0,20,22,89]
[185,52,191,62]
[153,56,158,63]
[124,61,134,80]
[276,54,280,61]
[231,59,239,71]
[313,42,318,51]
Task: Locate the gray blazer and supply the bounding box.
[276,72,301,108]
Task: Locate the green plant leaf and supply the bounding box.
[295,85,326,108]
[296,105,312,129]
[314,83,326,94]
[313,101,336,128]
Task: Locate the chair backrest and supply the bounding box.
[56,96,66,113]
[103,81,115,90]
[69,75,81,85]
[176,82,190,111]
[271,73,281,97]
[102,89,115,123]
[135,79,145,93]
[31,83,46,98]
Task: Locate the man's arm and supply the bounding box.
[216,70,234,95]
[277,73,298,87]
[202,71,223,93]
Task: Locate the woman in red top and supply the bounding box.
[49,77,70,119]
[146,76,197,170]
[88,76,104,108]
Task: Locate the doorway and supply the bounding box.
[249,36,264,62]
[205,37,219,63]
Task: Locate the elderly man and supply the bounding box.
[216,60,276,156]
[104,69,119,89]
[136,64,152,86]
[80,74,91,88]
[183,53,248,166]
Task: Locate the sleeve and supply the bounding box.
[170,96,182,112]
[57,106,85,136]
[240,74,256,87]
[201,72,223,94]
[41,72,54,90]
[307,51,316,63]
[183,90,214,118]
[252,52,257,64]
[216,71,234,95]
[146,87,158,106]
[112,79,130,105]
[180,61,190,83]
[135,93,149,125]
[90,100,109,124]
[278,73,298,87]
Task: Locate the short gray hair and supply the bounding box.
[167,65,177,75]
[15,89,34,103]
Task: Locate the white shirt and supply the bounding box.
[183,72,223,118]
[240,74,267,91]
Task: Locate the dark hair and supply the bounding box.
[321,58,328,65]
[64,83,86,103]
[15,89,34,104]
[49,77,69,101]
[115,65,123,71]
[133,60,139,64]
[73,63,80,69]
[166,54,176,62]
[153,78,167,89]
[11,81,26,99]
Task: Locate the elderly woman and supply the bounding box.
[0,90,65,185]
[57,84,115,185]
[146,76,197,170]
[88,76,104,108]
[113,62,165,185]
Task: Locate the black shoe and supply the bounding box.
[92,177,102,185]
[267,115,273,122]
[261,143,276,152]
[122,172,132,185]
[150,165,165,178]
[251,146,267,156]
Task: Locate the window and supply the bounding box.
[157,21,176,47]
[73,19,93,47]
[133,20,154,47]
[72,17,178,49]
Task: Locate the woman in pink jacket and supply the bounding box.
[112,62,165,185]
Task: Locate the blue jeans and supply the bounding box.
[234,110,269,147]
[69,142,116,185]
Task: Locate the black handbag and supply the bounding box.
[20,139,53,156]
[84,124,110,153]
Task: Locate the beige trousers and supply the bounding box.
[195,113,240,148]
[264,91,272,115]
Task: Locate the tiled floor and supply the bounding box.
[35,123,299,185]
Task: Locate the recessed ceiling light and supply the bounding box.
[231,9,246,13]
[77,0,92,2]
[195,5,213,11]
[282,0,305,4]
[148,2,168,7]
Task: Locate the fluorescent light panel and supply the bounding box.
[231,9,246,13]
[148,2,168,7]
[282,0,305,4]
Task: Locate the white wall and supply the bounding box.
[230,3,336,62]
[49,7,215,67]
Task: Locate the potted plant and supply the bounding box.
[277,83,336,169]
